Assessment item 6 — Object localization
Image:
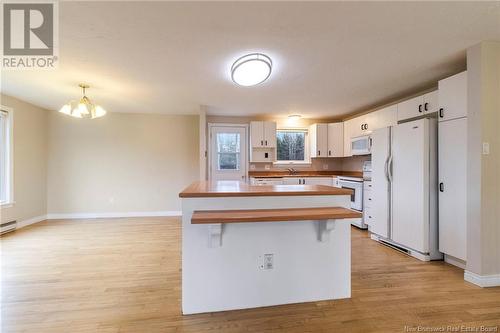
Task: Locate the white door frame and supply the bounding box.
[208,123,249,182]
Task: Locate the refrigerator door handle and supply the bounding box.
[384,155,390,182]
[387,154,393,183]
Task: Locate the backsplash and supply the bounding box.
[249,155,371,172]
[340,155,371,172]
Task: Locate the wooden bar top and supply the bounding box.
[191,207,362,224]
[179,181,353,198]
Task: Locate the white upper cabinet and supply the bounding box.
[310,123,328,158]
[397,90,438,121]
[423,90,438,114]
[263,121,277,147]
[343,120,353,157]
[250,121,276,148]
[346,115,370,139]
[250,121,264,148]
[367,105,397,131]
[397,95,423,121]
[327,123,344,157]
[438,71,467,122]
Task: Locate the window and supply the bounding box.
[276,129,309,163]
[216,132,240,170]
[0,108,13,205]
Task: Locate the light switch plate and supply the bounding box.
[323,164,329,170]
[483,142,490,155]
[260,253,274,270]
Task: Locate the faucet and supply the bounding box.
[287,167,298,175]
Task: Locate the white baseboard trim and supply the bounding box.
[17,215,48,228]
[444,254,466,269]
[464,270,500,287]
[46,211,182,220]
[12,211,182,230]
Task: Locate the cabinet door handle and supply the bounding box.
[360,124,364,130]
[329,150,331,156]
[265,140,267,146]
[424,102,429,111]
[365,123,368,130]
[439,182,444,192]
[261,140,264,146]
[419,104,423,113]
[318,150,321,156]
[439,108,444,118]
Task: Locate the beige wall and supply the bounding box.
[466,41,500,276]
[0,94,49,224]
[47,112,199,214]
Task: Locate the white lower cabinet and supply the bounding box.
[282,177,301,185]
[283,177,333,186]
[303,177,333,186]
[363,181,373,226]
[438,118,467,261]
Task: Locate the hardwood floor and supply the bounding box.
[1,218,499,332]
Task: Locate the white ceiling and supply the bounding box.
[2,1,500,118]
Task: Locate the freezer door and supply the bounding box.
[370,127,391,238]
[392,119,430,253]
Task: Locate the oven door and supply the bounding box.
[339,180,363,211]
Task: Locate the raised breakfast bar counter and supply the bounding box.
[179,181,360,314]
[179,180,352,197]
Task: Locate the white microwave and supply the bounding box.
[350,135,372,155]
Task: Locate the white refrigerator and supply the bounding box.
[369,118,441,261]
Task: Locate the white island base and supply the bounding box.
[180,183,354,315]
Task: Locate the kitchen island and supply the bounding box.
[179,181,360,314]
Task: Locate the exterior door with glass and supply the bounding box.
[210,125,247,181]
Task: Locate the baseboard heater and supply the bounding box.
[1,220,17,235]
[379,239,410,255]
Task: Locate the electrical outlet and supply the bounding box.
[483,142,490,155]
[264,164,271,170]
[260,253,274,270]
[323,164,329,170]
[108,197,115,204]
[250,164,256,170]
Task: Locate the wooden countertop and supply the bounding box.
[191,207,362,224]
[248,170,363,178]
[179,181,353,198]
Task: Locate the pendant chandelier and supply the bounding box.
[59,84,107,119]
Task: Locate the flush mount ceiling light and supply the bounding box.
[288,114,302,120]
[59,84,107,119]
[231,53,272,86]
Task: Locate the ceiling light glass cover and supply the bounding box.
[231,53,272,86]
[59,84,107,119]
